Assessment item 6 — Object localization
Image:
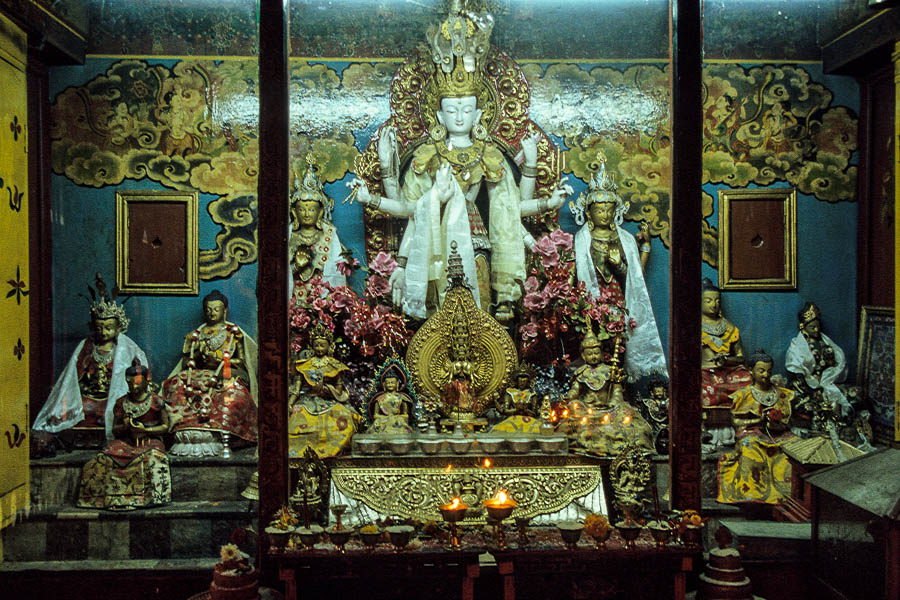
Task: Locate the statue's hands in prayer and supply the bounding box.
[520,132,540,168]
[434,162,455,205]
[378,126,398,170]
[389,266,406,306]
[548,176,573,211]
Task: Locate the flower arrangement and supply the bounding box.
[669,509,708,538]
[583,513,611,537]
[217,543,252,573]
[518,231,636,366]
[269,505,299,531]
[289,251,413,361]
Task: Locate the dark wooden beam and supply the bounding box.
[668,0,703,512]
[0,0,85,65]
[257,0,290,561]
[823,7,900,75]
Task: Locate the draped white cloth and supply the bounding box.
[32,334,147,440]
[785,331,851,414]
[574,224,667,380]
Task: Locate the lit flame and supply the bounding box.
[588,408,593,415]
[482,458,492,468]
[602,414,610,424]
[623,415,632,425]
[496,490,508,503]
[562,409,569,418]
[550,410,558,423]
[449,497,461,509]
[444,464,453,473]
[580,417,588,425]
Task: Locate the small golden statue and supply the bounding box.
[562,319,654,456]
[288,323,361,457]
[406,242,517,430]
[490,362,542,434]
[365,358,417,435]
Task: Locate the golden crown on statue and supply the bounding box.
[426,0,493,99]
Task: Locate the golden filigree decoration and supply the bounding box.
[331,462,603,524]
[406,286,517,409]
[608,444,652,510]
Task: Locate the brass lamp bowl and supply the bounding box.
[265,525,294,549]
[615,520,644,549]
[385,525,415,552]
[647,520,672,547]
[589,528,612,549]
[418,438,444,455]
[483,501,516,522]
[326,527,353,553]
[388,438,415,455]
[477,438,504,453]
[295,525,323,551]
[557,521,584,550]
[439,505,469,523]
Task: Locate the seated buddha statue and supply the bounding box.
[288,323,361,457]
[366,359,416,435]
[563,322,654,456]
[491,362,542,434]
[163,290,258,456]
[77,359,172,510]
[701,277,751,450]
[717,350,795,505]
[32,274,147,452]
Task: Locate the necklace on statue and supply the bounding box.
[92,344,115,366]
[701,318,727,337]
[199,325,227,351]
[749,385,778,408]
[124,393,153,419]
[294,229,320,246]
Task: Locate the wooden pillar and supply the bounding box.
[257,0,290,546]
[668,0,703,511]
[894,40,900,444]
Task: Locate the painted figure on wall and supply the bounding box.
[290,155,347,292]
[77,359,172,510]
[32,274,147,452]
[571,164,666,380]
[717,350,795,505]
[163,290,258,457]
[351,0,570,321]
[288,323,361,457]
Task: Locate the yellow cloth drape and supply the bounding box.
[0,14,30,537]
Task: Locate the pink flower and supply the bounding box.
[540,250,560,268]
[524,276,541,294]
[545,280,572,300]
[628,318,637,330]
[336,257,359,276]
[330,286,357,310]
[366,274,391,298]
[312,297,330,311]
[291,311,311,329]
[523,291,549,311]
[607,317,625,333]
[519,321,539,340]
[549,229,573,252]
[532,235,557,258]
[370,252,398,277]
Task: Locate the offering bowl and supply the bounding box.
[388,438,415,455]
[358,527,382,551]
[647,520,672,547]
[615,520,643,549]
[557,521,584,550]
[418,438,444,455]
[265,525,294,549]
[294,525,323,551]
[477,438,503,453]
[355,438,381,455]
[508,437,533,454]
[589,528,612,549]
[448,438,473,454]
[326,526,352,553]
[385,525,415,553]
[536,436,566,453]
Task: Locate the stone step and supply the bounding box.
[1,500,257,562]
[29,447,257,505]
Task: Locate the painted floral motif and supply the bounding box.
[13,338,24,360]
[5,266,28,305]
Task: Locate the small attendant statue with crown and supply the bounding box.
[349,0,571,321]
[571,163,667,381]
[162,290,259,457]
[77,358,172,510]
[32,273,147,453]
[290,154,348,293]
[287,323,361,457]
[562,318,654,456]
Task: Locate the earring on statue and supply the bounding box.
[430,123,448,142]
[472,122,488,141]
